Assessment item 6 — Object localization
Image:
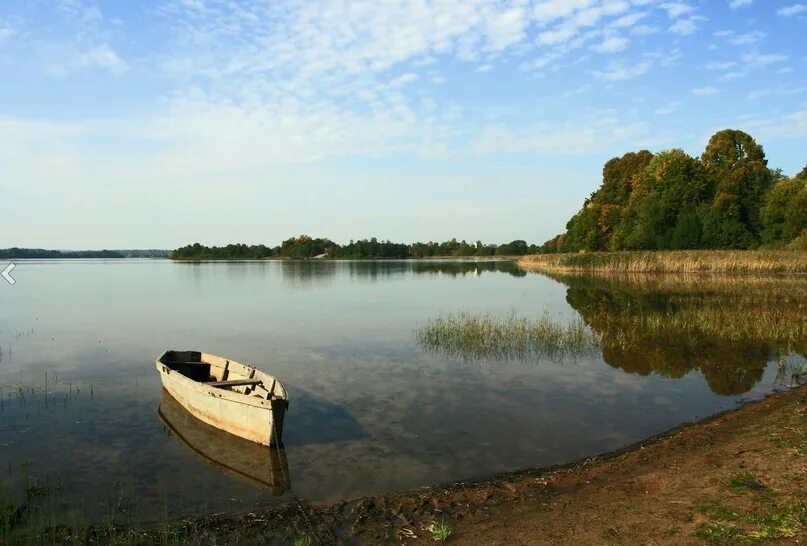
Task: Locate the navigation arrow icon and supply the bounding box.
[2,263,16,285]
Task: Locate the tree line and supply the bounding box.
[0,248,171,259]
[539,129,807,253]
[171,236,538,260]
[2,248,120,259]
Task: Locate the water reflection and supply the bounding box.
[280,259,523,286]
[173,259,523,289]
[553,273,807,396]
[158,389,290,496]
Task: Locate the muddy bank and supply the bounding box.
[22,384,806,545]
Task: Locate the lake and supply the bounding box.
[0,259,804,524]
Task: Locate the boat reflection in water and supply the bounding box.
[157,389,290,495]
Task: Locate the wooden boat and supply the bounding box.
[157,388,290,495]
[156,350,288,446]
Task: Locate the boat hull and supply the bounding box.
[157,389,290,494]
[156,351,288,446]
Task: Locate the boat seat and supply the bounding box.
[206,379,263,388]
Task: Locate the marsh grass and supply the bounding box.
[0,470,93,546]
[429,521,453,541]
[415,311,600,361]
[606,305,807,349]
[0,463,181,545]
[519,250,807,275]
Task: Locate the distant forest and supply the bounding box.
[539,129,807,253]
[0,248,171,259]
[171,237,536,260]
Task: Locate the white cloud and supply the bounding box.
[660,2,694,18]
[0,19,15,42]
[520,51,562,71]
[590,60,651,80]
[532,0,599,25]
[747,86,807,100]
[742,51,788,65]
[718,71,745,81]
[631,24,658,35]
[470,120,649,156]
[591,34,629,53]
[389,72,419,87]
[486,6,528,51]
[669,16,704,35]
[727,30,766,45]
[729,0,753,8]
[738,110,807,140]
[706,61,737,70]
[76,43,128,74]
[476,64,493,73]
[610,12,648,29]
[560,84,591,98]
[692,86,720,96]
[778,4,807,16]
[536,25,578,45]
[654,101,681,115]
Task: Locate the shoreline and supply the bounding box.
[519,249,807,275]
[169,255,523,262]
[25,384,807,545]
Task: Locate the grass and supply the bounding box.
[430,521,453,541]
[415,310,601,361]
[694,465,807,545]
[0,464,192,546]
[727,473,767,495]
[695,501,807,544]
[293,536,313,546]
[519,250,807,275]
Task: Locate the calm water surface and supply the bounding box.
[0,259,802,523]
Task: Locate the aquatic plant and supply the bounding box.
[430,521,453,542]
[415,310,600,361]
[519,250,807,275]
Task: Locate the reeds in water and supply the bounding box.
[415,311,601,361]
[519,250,807,275]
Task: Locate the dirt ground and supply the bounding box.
[36,384,807,545]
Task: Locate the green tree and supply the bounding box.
[759,166,807,247]
[612,149,711,250]
[670,207,703,249]
[700,129,771,247]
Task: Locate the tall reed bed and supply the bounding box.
[415,311,601,361]
[519,250,807,274]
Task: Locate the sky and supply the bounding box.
[1,0,805,249]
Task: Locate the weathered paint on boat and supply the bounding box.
[156,350,288,446]
[157,388,290,495]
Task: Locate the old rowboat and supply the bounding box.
[156,350,289,446]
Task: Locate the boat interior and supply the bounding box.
[159,350,285,401]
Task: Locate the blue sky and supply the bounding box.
[1,0,805,248]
